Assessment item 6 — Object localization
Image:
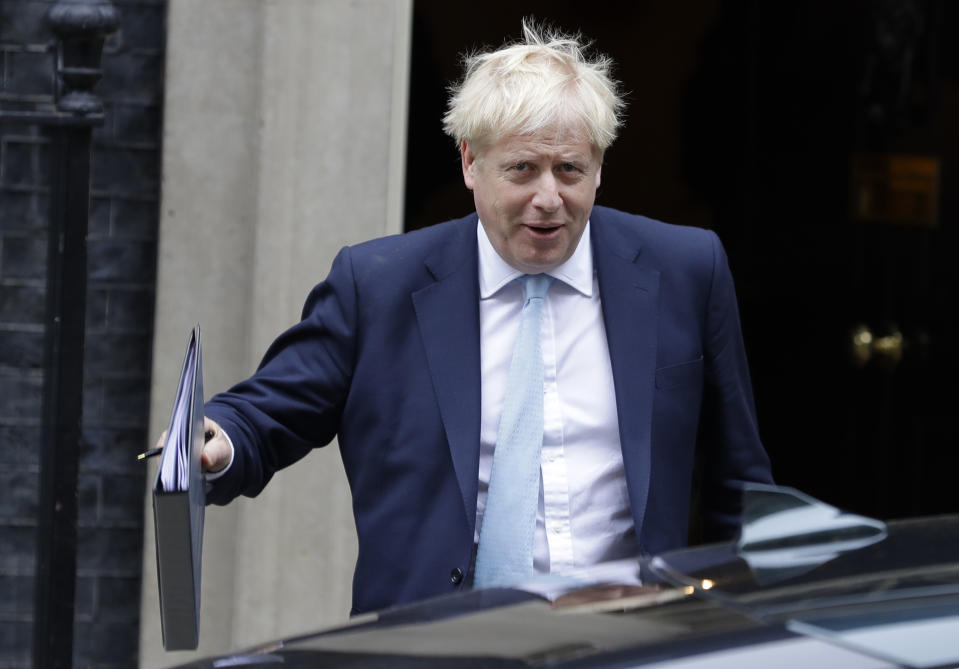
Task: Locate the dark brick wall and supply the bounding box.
[0,1,166,667]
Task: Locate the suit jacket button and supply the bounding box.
[450,567,464,585]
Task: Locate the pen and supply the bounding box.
[137,430,216,461]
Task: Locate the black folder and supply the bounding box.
[152,325,205,650]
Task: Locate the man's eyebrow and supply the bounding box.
[499,149,535,160]
[495,154,533,168]
[499,150,591,164]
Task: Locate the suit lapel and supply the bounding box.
[412,220,482,533]
[591,211,660,538]
[410,211,661,540]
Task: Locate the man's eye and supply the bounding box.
[560,163,579,173]
[513,162,530,171]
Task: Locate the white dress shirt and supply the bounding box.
[475,220,640,577]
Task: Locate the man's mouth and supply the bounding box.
[525,223,562,235]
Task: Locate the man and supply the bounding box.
[192,22,772,615]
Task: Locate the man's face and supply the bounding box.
[461,128,602,274]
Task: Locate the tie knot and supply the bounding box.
[523,274,552,301]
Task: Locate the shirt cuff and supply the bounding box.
[203,428,235,481]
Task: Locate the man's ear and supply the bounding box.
[594,163,602,190]
[461,140,476,190]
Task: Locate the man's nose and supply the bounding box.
[531,173,561,211]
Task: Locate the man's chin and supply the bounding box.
[510,252,567,275]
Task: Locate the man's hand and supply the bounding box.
[152,417,232,473]
[199,418,231,472]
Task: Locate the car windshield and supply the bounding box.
[649,485,959,668]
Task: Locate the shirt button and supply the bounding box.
[450,567,464,585]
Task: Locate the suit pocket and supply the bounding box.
[655,356,704,390]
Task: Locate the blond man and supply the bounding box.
[196,22,772,615]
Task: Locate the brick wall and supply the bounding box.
[0,1,166,667]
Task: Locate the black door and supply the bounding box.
[694,0,959,520]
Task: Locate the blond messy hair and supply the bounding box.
[443,20,625,153]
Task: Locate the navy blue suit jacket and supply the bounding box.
[205,205,772,615]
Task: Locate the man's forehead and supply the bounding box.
[480,130,600,159]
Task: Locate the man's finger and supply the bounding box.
[153,429,168,452]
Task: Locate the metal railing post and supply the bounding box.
[31,2,118,667]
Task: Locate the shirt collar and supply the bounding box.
[477,220,594,299]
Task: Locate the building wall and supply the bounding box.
[0,1,167,667]
[139,1,411,666]
[0,1,411,665]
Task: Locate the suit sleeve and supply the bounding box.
[202,246,359,505]
[697,231,773,541]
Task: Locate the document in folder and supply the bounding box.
[152,325,205,650]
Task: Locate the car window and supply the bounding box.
[649,485,959,668]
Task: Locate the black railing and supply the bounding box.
[0,1,118,667]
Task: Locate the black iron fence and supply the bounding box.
[0,1,164,666]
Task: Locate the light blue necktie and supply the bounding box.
[474,273,552,588]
